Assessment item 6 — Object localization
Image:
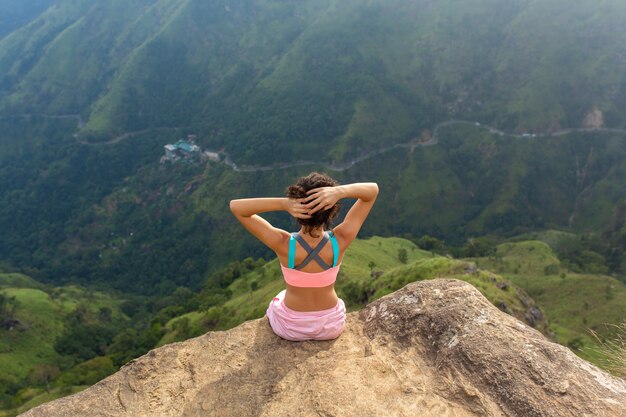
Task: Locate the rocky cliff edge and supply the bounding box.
[21,279,626,417]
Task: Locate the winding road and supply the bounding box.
[5,113,626,173]
[220,120,626,173]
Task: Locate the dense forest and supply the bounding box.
[1,117,625,294]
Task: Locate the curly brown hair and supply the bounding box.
[285,172,340,237]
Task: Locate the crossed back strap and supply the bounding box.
[288,231,339,270]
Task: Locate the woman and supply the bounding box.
[229,172,378,341]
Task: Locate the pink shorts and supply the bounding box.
[266,290,346,341]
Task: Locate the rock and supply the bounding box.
[370,270,384,279]
[1,318,24,331]
[495,282,509,291]
[583,106,604,128]
[495,300,512,315]
[21,279,626,417]
[524,306,544,328]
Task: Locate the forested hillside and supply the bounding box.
[1,0,625,163]
[2,0,625,290]
[2,117,624,293]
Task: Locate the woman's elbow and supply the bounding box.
[370,183,380,198]
[229,200,239,215]
[229,200,250,218]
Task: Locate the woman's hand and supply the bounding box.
[302,186,341,214]
[285,198,312,219]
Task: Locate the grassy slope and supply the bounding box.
[159,235,626,370]
[158,236,544,349]
[0,273,126,391]
[470,239,626,365]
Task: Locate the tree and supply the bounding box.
[27,365,60,393]
[417,235,444,252]
[98,307,112,322]
[172,317,192,341]
[58,356,116,386]
[0,292,19,321]
[398,248,408,264]
[54,323,115,361]
[461,237,497,257]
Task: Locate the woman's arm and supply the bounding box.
[230,198,288,217]
[303,182,379,245]
[229,197,309,251]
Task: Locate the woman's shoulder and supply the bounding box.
[329,227,351,252]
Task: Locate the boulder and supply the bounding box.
[21,279,626,417]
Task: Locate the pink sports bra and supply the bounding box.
[280,231,341,288]
[280,263,342,288]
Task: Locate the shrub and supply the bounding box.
[543,263,560,275]
[57,356,116,386]
[340,281,375,305]
[26,365,60,393]
[398,248,408,264]
[200,306,226,330]
[461,237,497,257]
[417,235,444,252]
[54,324,115,361]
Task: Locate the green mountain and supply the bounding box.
[0,116,624,293]
[1,0,626,163]
[1,0,625,290]
[1,0,625,291]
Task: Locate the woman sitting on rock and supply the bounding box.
[230,172,378,341]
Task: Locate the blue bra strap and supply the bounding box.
[288,234,296,268]
[329,231,339,267]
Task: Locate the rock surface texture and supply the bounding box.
[22,279,626,417]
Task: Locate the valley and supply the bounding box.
[1,1,625,414]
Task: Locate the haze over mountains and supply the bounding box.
[0,0,56,38]
[2,0,626,163]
